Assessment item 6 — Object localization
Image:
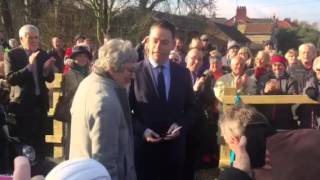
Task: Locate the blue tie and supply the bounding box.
[157,65,166,103]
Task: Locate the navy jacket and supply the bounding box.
[130,60,196,137]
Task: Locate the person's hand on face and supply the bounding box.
[233,136,252,176]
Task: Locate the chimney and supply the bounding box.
[284,18,291,22]
[236,6,247,22]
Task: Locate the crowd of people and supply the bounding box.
[0,19,320,180]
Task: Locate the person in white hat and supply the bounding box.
[46,158,111,180]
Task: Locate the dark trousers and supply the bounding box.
[11,110,47,161]
[134,136,186,180]
[0,140,10,173]
[63,121,71,160]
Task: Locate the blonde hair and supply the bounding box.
[188,37,202,50]
[238,47,253,59]
[255,50,270,67]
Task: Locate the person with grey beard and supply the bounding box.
[257,55,298,130]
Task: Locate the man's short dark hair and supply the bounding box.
[74,33,86,42]
[150,20,176,39]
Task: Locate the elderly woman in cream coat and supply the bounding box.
[69,39,138,180]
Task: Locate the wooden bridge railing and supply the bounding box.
[45,73,63,158]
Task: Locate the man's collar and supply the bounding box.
[149,58,170,69]
[231,72,243,78]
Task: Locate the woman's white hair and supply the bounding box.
[298,43,316,59]
[95,39,138,72]
[18,24,39,38]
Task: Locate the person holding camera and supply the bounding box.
[257,55,298,130]
[219,105,320,180]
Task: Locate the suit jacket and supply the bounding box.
[47,48,65,73]
[4,47,54,114]
[69,72,136,180]
[130,60,196,138]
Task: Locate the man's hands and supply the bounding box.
[43,56,56,72]
[143,123,182,143]
[235,74,248,90]
[144,128,161,143]
[264,79,280,94]
[163,123,181,141]
[28,50,56,73]
[193,77,205,92]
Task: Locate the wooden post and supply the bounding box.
[45,73,63,158]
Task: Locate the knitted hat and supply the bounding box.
[271,55,287,66]
[46,158,111,180]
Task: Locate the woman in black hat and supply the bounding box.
[54,46,91,160]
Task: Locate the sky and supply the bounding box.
[216,0,320,27]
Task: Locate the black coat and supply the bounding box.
[298,75,320,129]
[256,72,298,129]
[4,47,54,115]
[130,60,196,137]
[130,60,196,180]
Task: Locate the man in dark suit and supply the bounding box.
[4,24,55,166]
[130,20,196,180]
[47,36,65,73]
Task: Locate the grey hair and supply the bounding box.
[19,24,39,38]
[313,56,320,72]
[298,43,316,59]
[219,105,268,138]
[95,39,138,72]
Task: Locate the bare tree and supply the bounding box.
[0,0,14,37]
[174,0,216,17]
[77,0,131,44]
[138,0,167,11]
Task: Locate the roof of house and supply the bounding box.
[243,23,274,35]
[213,22,251,42]
[250,18,274,24]
[212,17,228,24]
[277,20,293,29]
[151,11,250,43]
